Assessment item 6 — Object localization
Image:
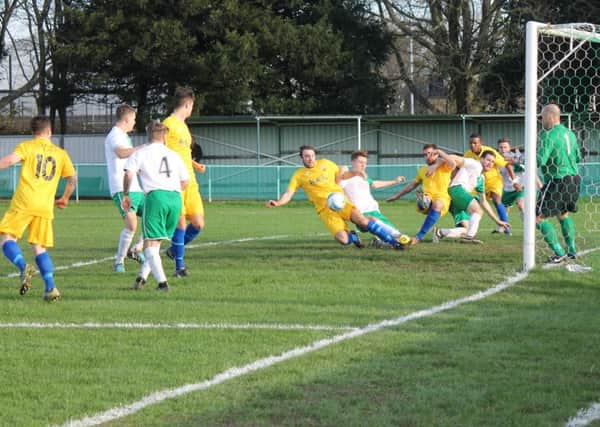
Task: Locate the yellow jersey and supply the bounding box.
[163,115,197,186]
[10,137,75,219]
[288,159,342,212]
[415,162,453,200]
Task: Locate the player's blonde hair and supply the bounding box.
[146,120,169,142]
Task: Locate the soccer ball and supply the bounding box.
[416,193,431,213]
[327,192,346,211]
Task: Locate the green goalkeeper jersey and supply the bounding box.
[537,123,581,182]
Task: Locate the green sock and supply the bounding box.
[537,221,565,256]
[559,216,576,255]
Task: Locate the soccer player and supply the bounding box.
[163,86,206,277]
[536,104,582,263]
[435,150,510,243]
[266,145,406,249]
[339,150,410,247]
[104,104,146,272]
[122,121,190,291]
[464,133,519,235]
[386,144,456,244]
[495,137,526,233]
[0,116,77,301]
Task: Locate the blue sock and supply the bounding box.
[416,210,441,241]
[346,230,360,246]
[183,224,201,245]
[171,228,185,270]
[35,252,55,292]
[367,220,398,246]
[2,240,26,273]
[495,202,509,222]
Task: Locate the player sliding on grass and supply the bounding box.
[266,145,409,249]
[387,144,455,245]
[338,150,410,248]
[434,149,510,244]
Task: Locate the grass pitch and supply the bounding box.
[0,200,598,426]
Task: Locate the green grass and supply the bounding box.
[0,200,598,426]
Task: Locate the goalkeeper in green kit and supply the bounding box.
[536,104,582,263]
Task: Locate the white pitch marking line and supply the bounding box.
[0,322,356,332]
[3,235,296,278]
[59,271,529,427]
[565,402,600,427]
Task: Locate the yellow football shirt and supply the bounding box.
[10,137,75,219]
[415,163,453,201]
[288,159,342,212]
[163,115,197,186]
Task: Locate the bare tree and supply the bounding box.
[0,0,52,114]
[374,0,508,113]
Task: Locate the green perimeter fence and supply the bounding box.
[1,163,600,201]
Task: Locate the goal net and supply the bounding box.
[524,22,600,269]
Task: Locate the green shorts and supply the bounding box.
[359,210,395,232]
[449,186,479,226]
[113,191,144,217]
[501,190,524,207]
[142,190,182,240]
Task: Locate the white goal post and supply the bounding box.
[524,22,600,270]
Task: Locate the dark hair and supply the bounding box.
[116,104,136,121]
[481,149,496,159]
[469,133,482,141]
[423,143,438,151]
[31,116,51,135]
[173,86,195,109]
[299,145,317,156]
[351,150,369,161]
[497,137,511,145]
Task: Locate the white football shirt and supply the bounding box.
[124,142,190,194]
[500,151,524,192]
[340,175,379,213]
[105,126,142,196]
[450,157,482,193]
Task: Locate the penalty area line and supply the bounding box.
[59,270,529,427]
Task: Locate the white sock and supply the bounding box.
[466,213,482,238]
[132,235,144,252]
[116,229,134,263]
[145,246,167,284]
[441,227,466,239]
[139,256,151,280]
[375,219,401,238]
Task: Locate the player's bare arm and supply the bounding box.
[192,160,206,173]
[387,180,418,202]
[115,145,142,159]
[480,193,511,228]
[55,175,78,209]
[0,153,22,170]
[266,189,295,208]
[371,176,405,189]
[120,170,134,211]
[436,149,457,170]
